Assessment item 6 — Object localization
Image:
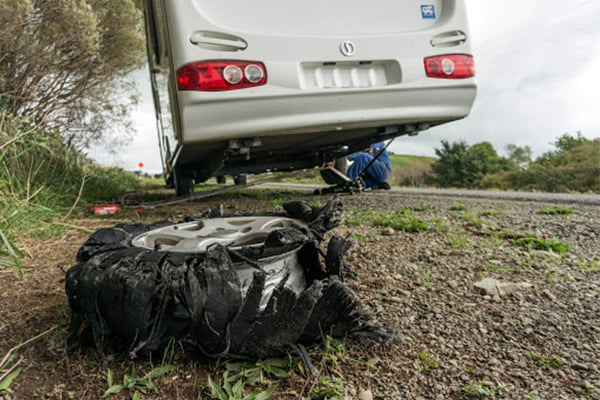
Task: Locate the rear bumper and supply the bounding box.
[178,80,477,145]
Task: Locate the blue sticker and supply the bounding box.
[421,5,436,19]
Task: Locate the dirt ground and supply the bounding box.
[1,188,598,400]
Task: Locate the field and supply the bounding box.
[0,188,598,400]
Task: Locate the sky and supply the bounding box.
[88,0,600,174]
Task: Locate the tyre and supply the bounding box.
[175,171,194,196]
[233,174,247,185]
[216,175,226,184]
[65,199,384,358]
[320,157,349,185]
[334,157,348,175]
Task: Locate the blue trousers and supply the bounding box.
[347,153,391,189]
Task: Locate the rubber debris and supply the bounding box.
[65,198,385,358]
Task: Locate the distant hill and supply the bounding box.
[388,154,436,186]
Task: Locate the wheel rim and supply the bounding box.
[131,216,307,253]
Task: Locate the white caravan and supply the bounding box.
[143,0,477,195]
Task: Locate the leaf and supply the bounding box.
[132,392,141,400]
[102,384,126,397]
[252,385,275,400]
[107,369,113,387]
[145,365,176,379]
[0,367,22,392]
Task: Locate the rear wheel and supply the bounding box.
[320,157,348,185]
[333,157,348,175]
[233,174,247,185]
[175,171,194,197]
[216,176,226,184]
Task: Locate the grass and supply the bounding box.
[103,365,176,398]
[0,110,141,277]
[207,357,293,400]
[513,235,571,253]
[525,352,564,369]
[460,212,482,227]
[463,381,508,397]
[481,210,503,217]
[373,209,430,232]
[0,353,22,395]
[449,204,467,211]
[537,206,574,215]
[413,352,439,372]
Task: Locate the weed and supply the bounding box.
[321,336,353,368]
[481,210,503,217]
[573,258,600,271]
[463,381,508,397]
[413,352,439,372]
[460,212,482,227]
[449,204,467,211]
[374,209,429,232]
[351,231,373,241]
[207,371,275,400]
[0,354,22,395]
[525,352,564,368]
[537,206,573,215]
[484,263,508,273]
[413,204,435,212]
[514,235,571,253]
[443,231,469,249]
[103,365,176,398]
[414,265,435,287]
[225,358,292,386]
[308,376,348,400]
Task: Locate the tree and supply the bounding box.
[505,144,532,169]
[0,0,145,148]
[431,140,504,187]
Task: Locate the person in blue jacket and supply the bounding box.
[347,142,392,189]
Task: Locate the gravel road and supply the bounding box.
[0,187,598,399]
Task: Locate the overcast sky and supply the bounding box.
[88,0,600,174]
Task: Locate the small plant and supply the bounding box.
[514,235,571,253]
[414,265,435,288]
[309,376,348,400]
[463,381,508,397]
[460,212,482,227]
[537,206,573,215]
[413,352,439,372]
[481,210,503,217]
[413,204,435,212]
[525,352,564,369]
[373,209,429,232]
[449,204,467,211]
[0,354,22,395]
[574,257,600,271]
[207,371,275,400]
[351,231,373,241]
[225,358,292,386]
[443,231,469,249]
[103,365,176,398]
[484,263,508,273]
[321,336,353,368]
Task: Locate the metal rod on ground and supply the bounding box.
[130,168,323,210]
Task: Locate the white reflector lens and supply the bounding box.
[223,65,243,84]
[442,59,455,75]
[244,64,264,83]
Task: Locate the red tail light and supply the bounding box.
[177,60,266,91]
[424,54,475,79]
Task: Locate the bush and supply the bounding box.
[1,110,141,275]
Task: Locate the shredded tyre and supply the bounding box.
[65,199,384,358]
